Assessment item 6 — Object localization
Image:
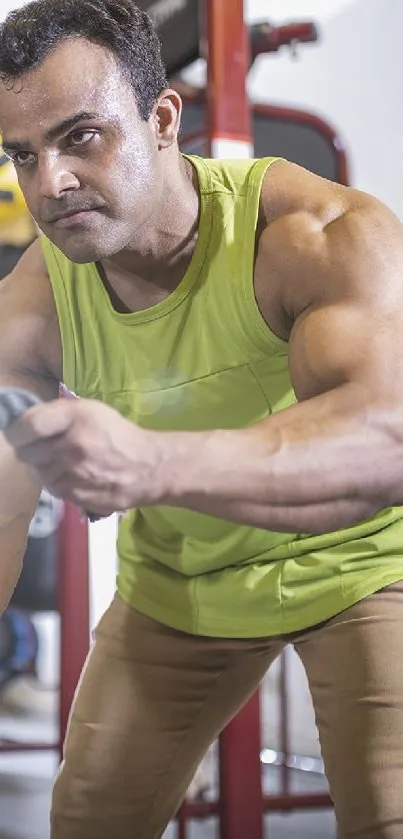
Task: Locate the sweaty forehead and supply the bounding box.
[0,37,133,138]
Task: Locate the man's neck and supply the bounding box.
[97,155,201,313]
[102,155,200,287]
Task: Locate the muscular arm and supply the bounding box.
[156,170,403,533]
[0,242,60,613]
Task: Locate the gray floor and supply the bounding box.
[0,713,336,839]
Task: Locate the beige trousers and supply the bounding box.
[51,582,403,839]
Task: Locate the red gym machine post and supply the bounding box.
[178,2,263,838]
[176,2,335,837]
[206,4,263,833]
[58,505,90,752]
[206,7,262,834]
[205,0,253,160]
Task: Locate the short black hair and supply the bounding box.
[0,0,168,120]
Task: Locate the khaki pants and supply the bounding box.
[51,582,403,839]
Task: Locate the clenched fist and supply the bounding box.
[4,397,165,516]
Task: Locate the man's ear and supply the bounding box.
[150,89,183,149]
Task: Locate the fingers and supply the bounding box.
[14,437,65,469]
[5,400,74,448]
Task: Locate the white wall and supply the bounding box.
[88,517,118,627]
[184,0,403,218]
[248,0,403,215]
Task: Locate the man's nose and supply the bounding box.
[37,152,80,200]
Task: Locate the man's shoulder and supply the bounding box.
[259,159,356,229]
[254,160,403,333]
[0,239,54,322]
[259,160,401,274]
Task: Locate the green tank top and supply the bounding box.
[42,155,403,637]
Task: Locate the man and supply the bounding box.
[0,1,403,837]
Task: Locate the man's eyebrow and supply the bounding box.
[45,111,102,142]
[2,111,103,153]
[1,139,29,154]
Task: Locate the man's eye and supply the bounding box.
[13,151,36,168]
[69,130,97,147]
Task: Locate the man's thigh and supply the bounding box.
[295,581,403,839]
[51,595,283,839]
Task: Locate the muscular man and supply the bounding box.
[0,2,403,837]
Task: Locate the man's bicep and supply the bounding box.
[282,200,403,404]
[0,365,56,551]
[0,357,56,588]
[0,433,41,529]
[0,243,61,402]
[0,433,42,615]
[0,248,60,550]
[288,300,403,405]
[0,314,60,403]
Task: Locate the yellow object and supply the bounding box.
[0,150,35,246]
[41,155,403,638]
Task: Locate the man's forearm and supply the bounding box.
[152,384,403,534]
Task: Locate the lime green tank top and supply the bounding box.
[42,155,403,637]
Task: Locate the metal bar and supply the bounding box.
[58,504,90,758]
[252,102,350,185]
[173,790,332,820]
[218,691,264,839]
[205,0,253,158]
[174,801,217,819]
[279,651,291,795]
[178,83,350,184]
[176,802,188,839]
[263,792,332,811]
[0,742,58,752]
[203,12,259,834]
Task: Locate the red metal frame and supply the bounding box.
[177,789,332,819]
[177,86,349,186]
[219,691,264,839]
[175,676,332,839]
[205,0,253,155]
[58,504,90,755]
[253,102,350,185]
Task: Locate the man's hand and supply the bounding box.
[4,398,164,517]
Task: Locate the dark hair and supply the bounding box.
[0,0,168,119]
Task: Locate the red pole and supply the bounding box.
[58,504,90,757]
[205,0,253,159]
[205,3,261,836]
[218,691,264,839]
[177,802,189,839]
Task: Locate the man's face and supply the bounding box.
[0,38,164,262]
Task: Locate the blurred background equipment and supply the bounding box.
[136,0,201,76]
[0,609,38,691]
[0,143,36,278]
[11,491,64,615]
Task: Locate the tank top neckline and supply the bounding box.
[90,155,214,326]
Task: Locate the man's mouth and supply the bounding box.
[46,207,103,228]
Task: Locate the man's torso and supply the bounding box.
[4,156,403,638]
